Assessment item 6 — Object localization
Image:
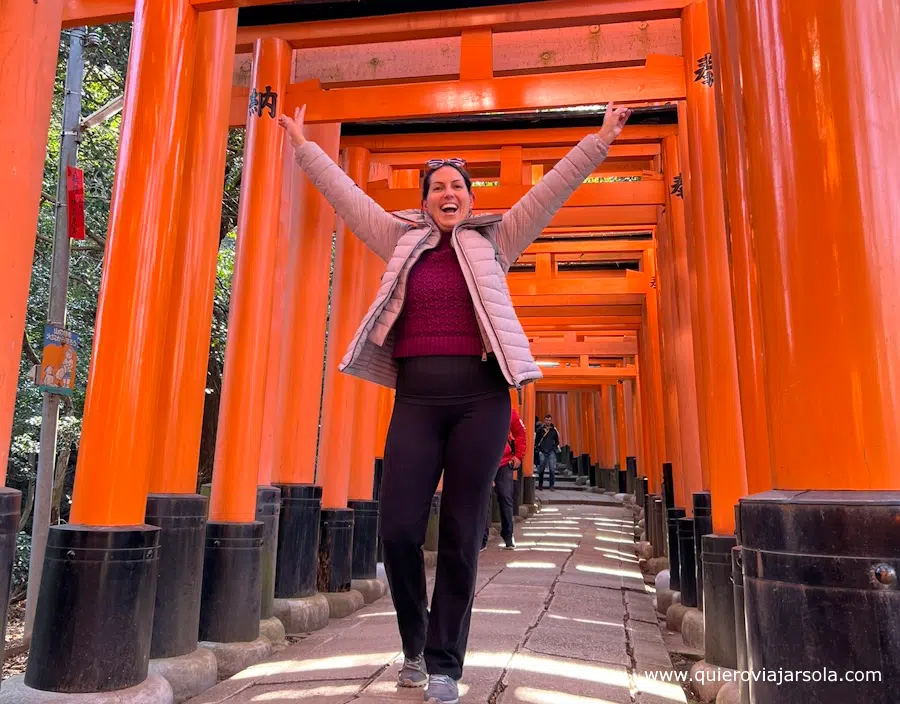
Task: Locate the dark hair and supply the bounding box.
[421,163,473,200]
[544,414,552,419]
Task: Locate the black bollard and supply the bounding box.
[27,524,159,692]
[617,463,627,493]
[693,491,712,611]
[641,477,649,508]
[741,491,900,704]
[273,484,322,599]
[732,546,749,704]
[677,517,698,608]
[653,496,666,557]
[580,454,590,481]
[662,462,675,508]
[626,456,637,495]
[0,489,20,681]
[317,508,354,593]
[645,494,657,548]
[523,474,536,507]
[373,459,384,563]
[256,486,281,620]
[667,507,686,591]
[702,534,738,669]
[199,521,263,643]
[145,493,207,659]
[588,464,597,488]
[348,499,379,580]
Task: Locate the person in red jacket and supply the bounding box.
[482,408,527,550]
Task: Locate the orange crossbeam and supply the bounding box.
[539,366,637,380]
[229,56,684,126]
[369,145,660,167]
[369,180,665,211]
[530,340,639,357]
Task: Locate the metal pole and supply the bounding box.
[24,28,85,639]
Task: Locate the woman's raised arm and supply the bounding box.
[494,103,632,263]
[279,106,408,262]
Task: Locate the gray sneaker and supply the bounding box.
[398,654,428,688]
[425,674,460,703]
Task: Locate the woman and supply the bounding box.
[279,103,630,704]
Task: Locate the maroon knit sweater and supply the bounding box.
[393,230,484,358]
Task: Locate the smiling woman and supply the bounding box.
[278,102,630,704]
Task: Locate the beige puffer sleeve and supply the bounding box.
[294,141,409,262]
[495,132,610,262]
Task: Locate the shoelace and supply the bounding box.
[430,674,454,687]
[405,656,426,674]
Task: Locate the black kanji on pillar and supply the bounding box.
[694,53,714,86]
[248,85,278,118]
[671,173,684,199]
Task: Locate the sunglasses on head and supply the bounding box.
[425,157,468,171]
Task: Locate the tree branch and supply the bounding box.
[22,331,41,367]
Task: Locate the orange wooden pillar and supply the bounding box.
[0,0,64,479]
[144,10,237,494]
[661,135,705,510]
[346,148,383,504]
[201,36,290,645]
[270,123,340,487]
[708,0,771,496]
[374,388,394,461]
[732,2,900,696]
[682,0,747,534]
[643,249,670,489]
[600,386,616,468]
[566,391,582,456]
[316,146,375,591]
[142,7,237,663]
[209,37,290,523]
[615,382,628,472]
[736,1,900,490]
[28,0,202,692]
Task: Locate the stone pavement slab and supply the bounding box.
[186,502,683,704]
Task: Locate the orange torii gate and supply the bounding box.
[3,1,897,703]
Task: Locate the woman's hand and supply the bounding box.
[597,102,632,145]
[278,105,307,148]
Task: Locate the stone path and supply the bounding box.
[187,503,686,704]
[535,488,620,506]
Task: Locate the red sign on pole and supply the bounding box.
[66,166,85,241]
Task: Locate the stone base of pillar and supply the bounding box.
[199,522,263,644]
[198,638,272,681]
[656,588,681,615]
[644,556,669,575]
[666,603,693,631]
[636,541,653,560]
[259,616,286,650]
[715,681,741,704]
[0,674,173,704]
[323,589,365,618]
[682,607,705,650]
[145,495,207,662]
[351,578,387,604]
[273,484,322,602]
[25,524,158,693]
[256,486,282,621]
[148,648,217,704]
[348,500,379,581]
[317,508,354,593]
[272,594,330,634]
[702,534,738,670]
[654,569,670,592]
[690,661,735,703]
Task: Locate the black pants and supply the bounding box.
[380,356,511,680]
[482,465,515,546]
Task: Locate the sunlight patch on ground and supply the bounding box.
[546,614,625,629]
[633,675,689,701]
[364,680,472,697]
[598,549,639,563]
[233,652,400,680]
[512,686,621,703]
[513,541,579,549]
[576,564,644,580]
[474,608,522,615]
[250,684,360,701]
[523,531,584,538]
[506,561,558,569]
[357,610,396,618]
[501,653,630,689]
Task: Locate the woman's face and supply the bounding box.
[423,165,473,232]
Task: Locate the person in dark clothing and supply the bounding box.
[536,414,561,490]
[482,408,527,550]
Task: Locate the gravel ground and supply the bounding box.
[3,602,28,681]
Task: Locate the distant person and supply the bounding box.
[279,101,630,704]
[482,407,527,551]
[536,414,561,490]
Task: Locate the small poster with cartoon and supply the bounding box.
[38,325,78,396]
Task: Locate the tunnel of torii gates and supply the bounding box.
[0,0,898,702]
